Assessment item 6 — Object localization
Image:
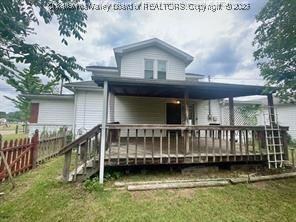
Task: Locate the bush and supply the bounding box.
[84,177,104,192]
[104,171,122,181]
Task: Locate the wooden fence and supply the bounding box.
[0,130,69,182]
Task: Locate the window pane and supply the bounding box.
[145,70,153,79]
[158,72,166,80]
[158,61,166,72]
[158,60,166,80]
[145,59,154,79]
[145,59,153,70]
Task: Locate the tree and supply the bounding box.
[253,0,296,102]
[6,111,22,122]
[5,68,58,121]
[0,112,6,118]
[0,0,87,83]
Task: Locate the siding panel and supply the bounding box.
[35,100,74,125]
[121,47,186,80]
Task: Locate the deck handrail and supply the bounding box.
[106,124,289,131]
[59,124,101,155]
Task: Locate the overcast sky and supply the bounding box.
[0,0,267,113]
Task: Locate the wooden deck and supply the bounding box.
[59,124,289,182]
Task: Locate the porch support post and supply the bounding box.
[184,90,190,153]
[99,81,109,184]
[229,96,235,153]
[267,94,275,124]
[184,90,189,125]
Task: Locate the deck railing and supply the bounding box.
[59,125,101,182]
[105,124,289,165]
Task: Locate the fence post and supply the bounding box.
[31,129,39,168]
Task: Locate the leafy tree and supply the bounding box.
[5,68,58,121]
[253,0,296,102]
[0,0,87,83]
[0,112,6,118]
[6,111,22,122]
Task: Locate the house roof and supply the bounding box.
[64,81,101,91]
[113,38,194,67]
[86,66,117,70]
[92,75,274,100]
[185,73,205,78]
[22,94,74,100]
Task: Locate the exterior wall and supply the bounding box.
[29,99,74,135]
[114,96,167,124]
[195,100,221,125]
[276,105,296,139]
[37,100,74,124]
[114,96,221,125]
[74,90,104,135]
[120,47,186,80]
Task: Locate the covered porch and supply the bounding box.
[60,76,289,183]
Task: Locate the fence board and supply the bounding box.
[0,129,69,182]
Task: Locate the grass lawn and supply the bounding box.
[1,133,28,142]
[0,157,296,222]
[0,124,27,142]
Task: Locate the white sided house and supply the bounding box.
[25,38,290,183]
[27,39,221,136]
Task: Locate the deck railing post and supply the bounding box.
[62,150,72,182]
[99,81,109,184]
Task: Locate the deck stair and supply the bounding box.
[263,107,284,169]
[67,158,99,182]
[59,124,102,182]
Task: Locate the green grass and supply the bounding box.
[0,157,296,222]
[1,133,27,142]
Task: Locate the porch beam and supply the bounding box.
[99,81,109,184]
[229,96,234,126]
[229,96,235,153]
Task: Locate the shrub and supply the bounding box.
[84,177,104,192]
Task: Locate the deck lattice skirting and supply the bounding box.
[59,124,289,182]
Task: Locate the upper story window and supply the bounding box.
[157,60,167,80]
[144,59,154,79]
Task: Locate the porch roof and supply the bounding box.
[92,75,274,99]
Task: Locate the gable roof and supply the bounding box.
[113,38,194,67]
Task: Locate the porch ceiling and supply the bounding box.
[92,76,273,99]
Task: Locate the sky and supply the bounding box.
[0,0,267,113]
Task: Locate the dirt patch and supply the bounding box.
[250,181,268,189]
